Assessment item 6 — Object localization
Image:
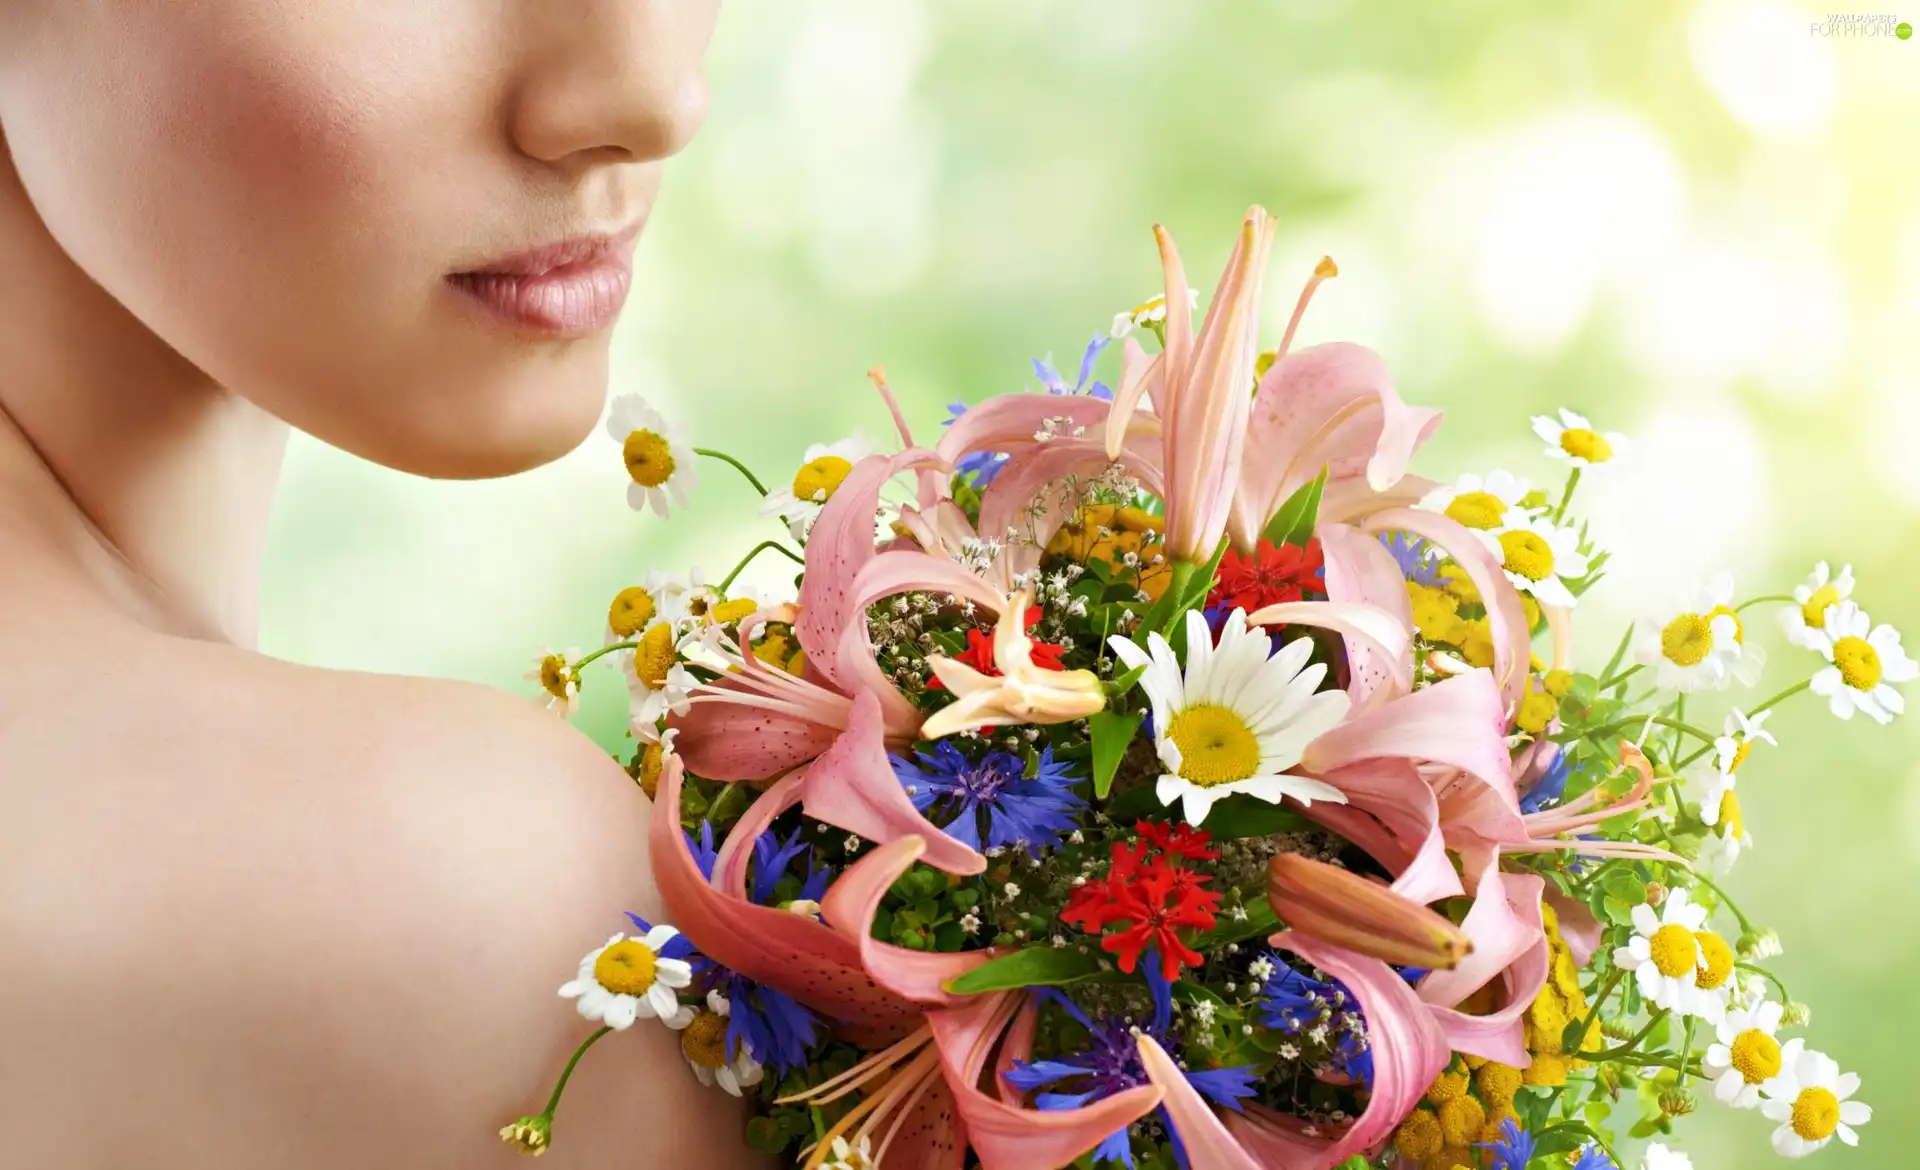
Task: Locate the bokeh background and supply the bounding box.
[260,1,1920,1165]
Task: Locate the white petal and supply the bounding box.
[1840,1101,1871,1125]
[604,996,639,1031]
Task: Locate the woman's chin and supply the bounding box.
[314,371,610,481]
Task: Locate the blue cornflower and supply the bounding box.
[1478,1117,1536,1170]
[1518,746,1573,814]
[1256,956,1374,1086]
[1571,1143,1617,1170]
[1033,332,1115,400]
[681,823,824,1075]
[1380,530,1443,586]
[1005,957,1256,1169]
[892,742,1086,852]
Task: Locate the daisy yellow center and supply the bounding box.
[593,939,660,995]
[1444,491,1507,531]
[1694,930,1735,990]
[1730,1029,1782,1084]
[608,586,658,638]
[538,654,573,701]
[1709,604,1745,644]
[634,621,678,690]
[1660,613,1714,667]
[1166,704,1263,787]
[680,1011,730,1069]
[1498,531,1555,582]
[638,739,667,800]
[712,597,759,625]
[1559,428,1613,463]
[1833,635,1882,691]
[1722,789,1745,839]
[792,455,854,504]
[1649,923,1698,978]
[1791,1087,1842,1142]
[623,429,676,488]
[1801,584,1841,628]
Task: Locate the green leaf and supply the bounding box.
[1090,710,1145,799]
[1199,795,1308,839]
[1193,896,1280,950]
[944,946,1107,995]
[1105,783,1167,822]
[1103,664,1147,699]
[1260,467,1329,548]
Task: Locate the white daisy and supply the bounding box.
[1108,608,1352,827]
[559,925,696,1031]
[1420,469,1538,533]
[1779,561,1854,650]
[1759,1040,1870,1157]
[525,646,581,717]
[1631,575,1755,693]
[1697,813,1752,875]
[1806,601,1917,724]
[1611,888,1724,1022]
[820,1135,876,1170]
[1687,760,1738,832]
[607,395,698,518]
[623,621,698,740]
[1640,1143,1692,1170]
[1484,514,1591,609]
[760,435,875,542]
[1109,286,1200,339]
[605,570,693,643]
[1714,708,1776,775]
[680,991,765,1097]
[1704,1000,1786,1109]
[1531,407,1628,467]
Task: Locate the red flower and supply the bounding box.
[1208,537,1325,615]
[1135,820,1220,862]
[1060,842,1220,982]
[925,608,1067,691]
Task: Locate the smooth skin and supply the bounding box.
[0,3,766,1167]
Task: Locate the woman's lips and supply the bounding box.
[446,227,641,340]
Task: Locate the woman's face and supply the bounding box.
[0,1,719,477]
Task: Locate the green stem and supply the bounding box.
[1681,1016,1699,1081]
[706,779,754,828]
[1738,961,1792,1001]
[572,640,638,671]
[1585,715,1717,746]
[1600,625,1634,688]
[1691,871,1754,932]
[1571,968,1625,1054]
[1586,1009,1668,1061]
[1677,679,1811,768]
[1598,663,1643,692]
[719,539,805,593]
[1737,593,1797,613]
[1552,467,1583,523]
[543,1026,613,1118]
[695,447,770,497]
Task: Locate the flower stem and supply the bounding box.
[572,640,638,672]
[719,539,806,593]
[696,447,770,497]
[1600,625,1634,687]
[1584,715,1717,746]
[1597,663,1643,692]
[1587,1008,1668,1061]
[543,1025,613,1119]
[1676,679,1810,768]
[1737,961,1791,1001]
[1737,593,1796,613]
[1570,968,1625,1054]
[1690,871,1754,932]
[1552,467,1583,523]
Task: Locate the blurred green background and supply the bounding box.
[259,1,1919,1165]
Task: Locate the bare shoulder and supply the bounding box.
[0,643,764,1169]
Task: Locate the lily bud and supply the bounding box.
[1267,854,1473,971]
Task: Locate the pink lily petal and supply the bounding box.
[936,393,1117,470]
[1306,760,1461,905]
[1301,669,1515,812]
[1244,598,1412,703]
[1103,336,1167,459]
[1226,1105,1344,1168]
[993,1000,1042,1102]
[877,1073,967,1170]
[978,439,1167,562]
[1360,507,1531,710]
[799,689,987,876]
[671,698,843,781]
[1424,872,1547,1067]
[1318,473,1440,527]
[1136,1033,1262,1170]
[1259,934,1452,1167]
[650,753,921,1044]
[1317,523,1417,709]
[820,836,991,1007]
[1417,853,1541,1009]
[931,994,1165,1170]
[1228,342,1443,553]
[712,768,808,896]
[1545,888,1604,967]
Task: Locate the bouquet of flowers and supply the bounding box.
[502,207,1889,1170]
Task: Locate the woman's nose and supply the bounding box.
[506,0,716,171]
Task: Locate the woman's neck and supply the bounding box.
[0,148,287,650]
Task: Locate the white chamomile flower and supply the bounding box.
[1704,1000,1786,1109]
[1532,407,1628,467]
[760,435,875,542]
[1697,812,1753,874]
[1632,575,1756,693]
[679,991,764,1097]
[1420,469,1537,533]
[1640,1144,1692,1170]
[559,924,695,1031]
[1483,514,1591,609]
[607,395,698,518]
[1714,708,1776,775]
[819,1135,876,1170]
[1687,759,1738,833]
[605,570,693,642]
[1806,601,1917,724]
[525,646,581,717]
[1108,608,1351,827]
[1779,561,1854,650]
[1612,888,1725,1023]
[623,621,698,740]
[1759,1040,1870,1157]
[1109,286,1200,339]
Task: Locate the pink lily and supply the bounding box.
[1103,206,1277,563]
[918,589,1107,739]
